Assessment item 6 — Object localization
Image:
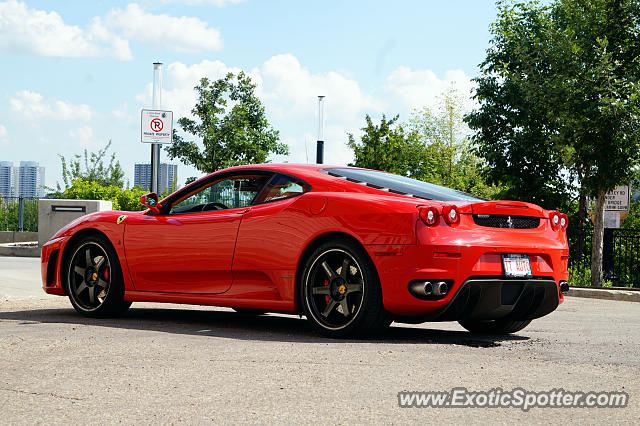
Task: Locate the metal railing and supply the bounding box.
[0,197,39,232]
[568,227,640,288]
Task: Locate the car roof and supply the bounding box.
[214,163,343,184]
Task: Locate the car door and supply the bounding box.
[231,173,311,295]
[124,172,272,294]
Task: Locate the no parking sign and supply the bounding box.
[141,109,173,144]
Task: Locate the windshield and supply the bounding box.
[323,168,482,202]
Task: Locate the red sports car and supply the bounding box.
[41,164,569,338]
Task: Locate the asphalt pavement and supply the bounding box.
[0,255,52,300]
[0,255,638,424]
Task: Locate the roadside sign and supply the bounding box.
[603,211,621,228]
[604,186,630,212]
[588,185,631,212]
[141,109,173,144]
[588,185,632,228]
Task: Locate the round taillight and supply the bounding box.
[560,213,569,230]
[419,206,439,226]
[550,211,561,230]
[443,205,460,224]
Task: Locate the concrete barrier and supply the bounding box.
[0,231,39,244]
[38,199,112,246]
[0,242,40,257]
[567,286,640,303]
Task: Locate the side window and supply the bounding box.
[170,175,270,214]
[258,174,309,204]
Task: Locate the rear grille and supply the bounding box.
[472,214,540,229]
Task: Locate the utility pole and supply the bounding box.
[151,62,162,194]
[316,95,325,164]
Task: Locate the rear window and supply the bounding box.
[322,168,482,202]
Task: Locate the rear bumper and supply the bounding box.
[367,238,568,318]
[423,278,559,322]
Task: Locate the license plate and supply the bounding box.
[502,254,532,277]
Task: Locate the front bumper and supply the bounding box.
[41,236,70,296]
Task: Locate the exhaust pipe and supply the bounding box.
[409,281,448,298]
[433,281,448,296]
[559,281,569,294]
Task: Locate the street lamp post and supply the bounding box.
[316,95,325,164]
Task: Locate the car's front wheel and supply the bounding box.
[65,234,131,318]
[300,239,391,338]
[458,319,531,334]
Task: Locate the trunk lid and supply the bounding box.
[469,200,546,218]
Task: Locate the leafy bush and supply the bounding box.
[54,179,147,211]
[568,265,612,288]
[622,199,640,229]
[0,198,38,232]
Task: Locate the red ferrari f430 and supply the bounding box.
[42,164,569,338]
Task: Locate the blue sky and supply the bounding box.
[0,0,498,188]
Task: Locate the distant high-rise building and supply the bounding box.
[18,161,45,198]
[0,161,44,198]
[134,163,178,194]
[0,161,16,197]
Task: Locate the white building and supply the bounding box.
[18,161,45,198]
[0,161,16,197]
[0,161,45,198]
[134,163,178,194]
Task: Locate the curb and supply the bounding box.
[566,287,640,303]
[0,242,40,258]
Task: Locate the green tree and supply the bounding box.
[465,2,572,211]
[409,86,503,199]
[56,140,125,190]
[467,0,640,286]
[165,72,288,173]
[347,115,425,177]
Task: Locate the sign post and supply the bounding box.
[141,63,173,194]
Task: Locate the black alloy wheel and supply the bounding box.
[66,235,131,317]
[301,239,391,338]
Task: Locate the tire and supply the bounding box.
[64,234,132,318]
[458,319,531,335]
[232,308,267,316]
[299,238,391,338]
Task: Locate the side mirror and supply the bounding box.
[140,192,161,214]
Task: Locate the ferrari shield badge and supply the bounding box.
[117,215,127,225]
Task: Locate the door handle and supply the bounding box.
[237,208,251,214]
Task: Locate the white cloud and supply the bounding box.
[0,1,223,60]
[132,55,476,168]
[10,90,92,122]
[68,125,105,150]
[384,67,475,115]
[164,0,245,5]
[0,0,131,60]
[0,124,7,144]
[69,125,94,141]
[261,54,382,121]
[135,60,251,118]
[96,3,223,53]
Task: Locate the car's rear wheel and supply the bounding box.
[300,239,391,338]
[65,234,131,318]
[458,319,531,334]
